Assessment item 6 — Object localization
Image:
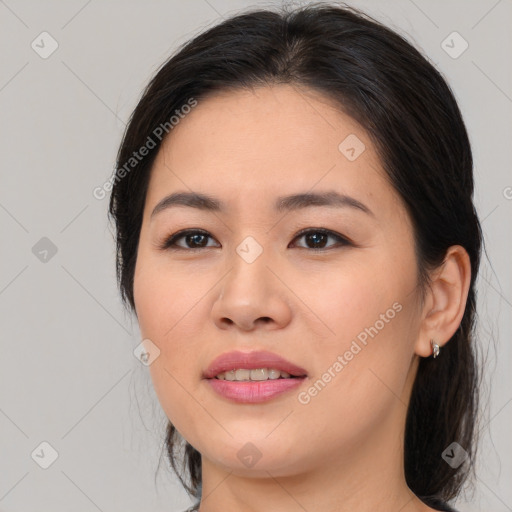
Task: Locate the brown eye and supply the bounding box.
[291,229,351,250]
[160,229,219,250]
[159,228,351,252]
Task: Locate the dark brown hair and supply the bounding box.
[108,2,483,506]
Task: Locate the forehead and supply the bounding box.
[144,84,401,217]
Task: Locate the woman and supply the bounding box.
[108,3,482,511]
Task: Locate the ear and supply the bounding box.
[415,245,472,358]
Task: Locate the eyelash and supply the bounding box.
[158,228,352,252]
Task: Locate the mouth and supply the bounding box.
[202,350,307,403]
[202,349,308,380]
[212,368,304,381]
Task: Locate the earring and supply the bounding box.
[430,339,440,358]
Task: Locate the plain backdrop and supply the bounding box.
[0,1,511,511]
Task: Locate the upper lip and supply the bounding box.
[203,350,308,379]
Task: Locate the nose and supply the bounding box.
[211,244,292,332]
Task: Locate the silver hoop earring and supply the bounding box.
[430,339,440,358]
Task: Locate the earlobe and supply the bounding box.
[415,245,471,358]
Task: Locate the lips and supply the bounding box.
[202,350,308,380]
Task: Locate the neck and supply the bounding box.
[196,401,429,512]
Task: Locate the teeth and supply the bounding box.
[268,369,281,379]
[214,368,296,381]
[236,369,251,380]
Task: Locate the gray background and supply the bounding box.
[0,1,510,511]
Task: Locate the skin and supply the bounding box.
[133,84,471,512]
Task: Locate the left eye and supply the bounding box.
[159,228,350,251]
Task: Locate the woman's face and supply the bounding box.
[133,84,425,476]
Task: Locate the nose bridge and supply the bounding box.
[225,234,272,300]
[211,233,292,330]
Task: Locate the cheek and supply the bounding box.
[133,253,211,426]
[292,254,418,412]
[293,254,407,349]
[134,250,203,340]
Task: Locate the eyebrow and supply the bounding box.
[150,190,374,219]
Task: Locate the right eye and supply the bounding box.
[159,229,220,250]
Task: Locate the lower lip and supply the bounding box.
[206,377,306,403]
